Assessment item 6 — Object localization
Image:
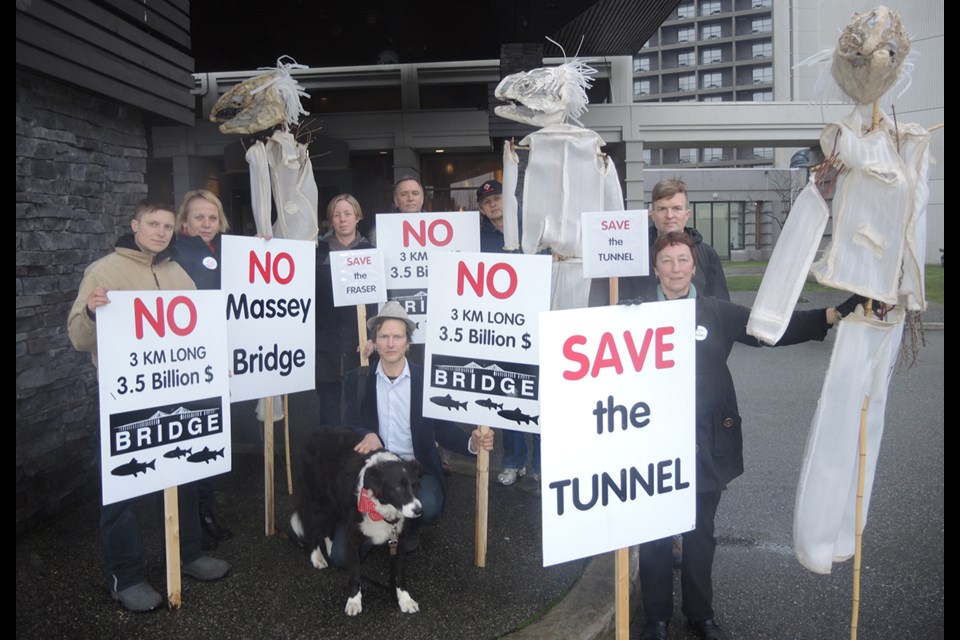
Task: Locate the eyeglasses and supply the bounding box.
[653,205,688,215]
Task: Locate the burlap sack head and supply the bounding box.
[831,6,910,105]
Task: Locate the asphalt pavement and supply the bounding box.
[17,290,943,639]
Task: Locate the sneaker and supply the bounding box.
[111,582,163,612]
[182,555,231,581]
[497,467,526,486]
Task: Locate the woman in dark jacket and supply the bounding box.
[636,232,850,640]
[315,194,377,426]
[171,189,233,548]
[174,190,227,290]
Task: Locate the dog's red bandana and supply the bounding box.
[357,488,384,521]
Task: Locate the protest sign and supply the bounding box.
[581,210,649,279]
[96,290,231,505]
[221,236,316,401]
[376,211,480,342]
[424,251,551,432]
[330,248,387,307]
[539,300,696,566]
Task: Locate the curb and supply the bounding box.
[505,547,639,640]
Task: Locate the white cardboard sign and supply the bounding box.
[96,290,232,506]
[376,211,481,342]
[580,210,649,279]
[539,300,697,567]
[330,248,388,307]
[423,251,552,431]
[221,236,316,402]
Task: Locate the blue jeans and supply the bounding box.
[331,473,443,568]
[101,484,203,592]
[501,430,541,473]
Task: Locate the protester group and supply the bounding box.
[69,176,854,640]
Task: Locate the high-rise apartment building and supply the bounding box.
[633,0,778,168]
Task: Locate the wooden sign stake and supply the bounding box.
[475,424,491,568]
[264,395,275,536]
[163,487,182,609]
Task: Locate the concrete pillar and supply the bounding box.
[393,147,420,183]
[608,56,634,105]
[624,140,647,210]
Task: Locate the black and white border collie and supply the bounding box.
[289,428,422,616]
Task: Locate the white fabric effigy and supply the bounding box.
[810,105,927,305]
[793,307,904,574]
[516,124,623,310]
[265,131,318,243]
[893,119,932,311]
[246,140,273,237]
[501,141,520,251]
[747,178,830,344]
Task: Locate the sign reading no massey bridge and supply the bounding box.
[424,251,551,432]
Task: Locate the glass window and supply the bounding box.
[702,72,722,89]
[702,95,724,102]
[702,47,723,64]
[752,66,773,84]
[703,147,724,162]
[678,51,695,67]
[752,42,772,58]
[751,18,772,33]
[642,148,652,165]
[678,75,696,91]
[634,56,651,73]
[752,90,773,102]
[677,27,695,43]
[702,24,722,40]
[752,0,772,7]
[752,147,774,159]
[677,3,694,18]
[678,148,698,163]
[700,1,722,16]
[634,79,651,97]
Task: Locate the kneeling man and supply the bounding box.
[336,302,493,562]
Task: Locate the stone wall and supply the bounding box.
[16,70,148,535]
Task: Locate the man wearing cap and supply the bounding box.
[475,180,541,486]
[477,179,507,252]
[341,302,493,554]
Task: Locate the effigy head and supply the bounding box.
[831,5,910,105]
[209,57,310,135]
[494,60,596,127]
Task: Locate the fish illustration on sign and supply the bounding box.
[187,447,225,464]
[430,394,468,411]
[111,458,156,477]
[164,446,193,459]
[475,398,504,411]
[497,408,539,425]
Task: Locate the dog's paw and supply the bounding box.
[310,547,328,570]
[396,588,420,614]
[344,592,362,616]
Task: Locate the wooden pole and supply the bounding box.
[284,394,293,495]
[475,424,491,568]
[609,275,630,639]
[850,396,869,640]
[264,395,275,536]
[163,487,182,609]
[615,547,630,640]
[357,304,369,367]
[850,108,881,639]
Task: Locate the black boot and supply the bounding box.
[198,487,232,542]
